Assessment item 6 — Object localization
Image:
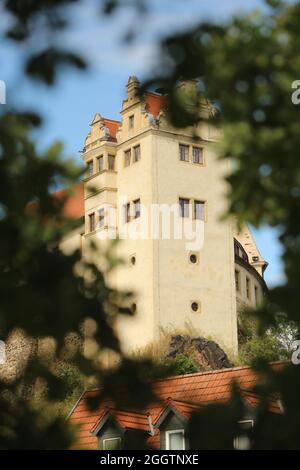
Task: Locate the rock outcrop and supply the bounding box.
[167,335,233,371]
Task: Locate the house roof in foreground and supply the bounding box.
[68,362,285,449]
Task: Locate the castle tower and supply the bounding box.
[78,77,267,356]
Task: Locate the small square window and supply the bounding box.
[124,149,131,167]
[194,200,205,221]
[192,146,204,164]
[97,155,104,172]
[103,437,122,450]
[133,198,141,218]
[129,115,134,129]
[179,198,190,218]
[179,144,189,162]
[133,145,141,162]
[88,213,95,232]
[108,154,115,170]
[87,160,94,177]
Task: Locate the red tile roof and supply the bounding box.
[52,183,84,219]
[91,409,150,434]
[102,118,120,139]
[145,92,167,118]
[68,362,285,449]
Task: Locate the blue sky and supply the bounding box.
[0,0,285,287]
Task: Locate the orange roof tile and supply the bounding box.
[145,92,167,118]
[102,118,120,139]
[68,362,286,449]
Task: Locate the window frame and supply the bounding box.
[194,200,206,221]
[233,419,254,450]
[246,277,251,300]
[128,115,134,130]
[179,197,190,218]
[97,155,104,172]
[124,202,131,224]
[179,143,189,162]
[108,154,115,171]
[87,159,94,177]
[192,146,204,165]
[165,429,185,450]
[133,198,141,219]
[88,212,95,233]
[133,144,141,162]
[254,285,258,306]
[98,208,105,229]
[103,437,122,450]
[235,269,241,292]
[124,149,131,167]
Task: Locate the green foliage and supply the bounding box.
[170,353,199,375]
[237,311,292,364]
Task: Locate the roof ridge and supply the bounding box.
[102,117,120,124]
[81,361,288,396]
[152,360,288,383]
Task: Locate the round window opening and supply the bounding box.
[190,253,198,264]
[191,302,199,312]
[130,256,136,266]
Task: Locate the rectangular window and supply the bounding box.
[234,420,254,450]
[246,277,251,299]
[129,115,134,129]
[124,149,131,167]
[179,198,190,218]
[88,213,95,232]
[87,160,94,177]
[235,270,240,292]
[194,200,205,221]
[98,208,105,228]
[254,286,258,306]
[108,154,115,170]
[103,437,122,450]
[179,144,189,162]
[133,199,141,218]
[124,203,130,223]
[192,146,204,164]
[133,145,141,162]
[166,430,185,450]
[97,155,104,172]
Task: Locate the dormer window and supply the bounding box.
[166,429,185,450]
[129,115,134,129]
[103,437,122,450]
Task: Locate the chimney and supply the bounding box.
[127,75,140,102]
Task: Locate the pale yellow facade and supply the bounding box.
[64,77,268,357]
